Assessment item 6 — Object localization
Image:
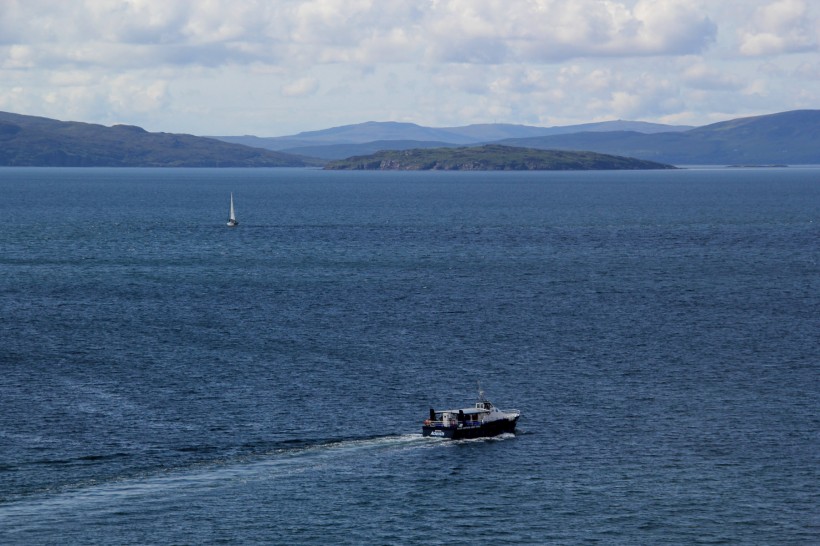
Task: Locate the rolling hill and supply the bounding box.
[0,111,315,167]
[281,139,459,160]
[213,119,692,156]
[497,110,820,164]
[2,109,816,167]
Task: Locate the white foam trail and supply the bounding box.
[0,434,435,523]
[0,432,518,526]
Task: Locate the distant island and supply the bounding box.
[727,164,788,168]
[324,145,677,171]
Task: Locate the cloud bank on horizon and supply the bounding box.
[0,0,817,135]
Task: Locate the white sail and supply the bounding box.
[227,193,238,226]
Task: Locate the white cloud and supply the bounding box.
[793,60,820,79]
[280,77,319,97]
[1,45,36,69]
[0,0,720,70]
[424,0,717,63]
[107,76,170,113]
[632,0,718,51]
[0,0,816,134]
[682,63,743,91]
[739,0,818,56]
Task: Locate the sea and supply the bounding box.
[0,167,817,544]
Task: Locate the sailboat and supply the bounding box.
[227,193,239,227]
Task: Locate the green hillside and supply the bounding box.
[0,111,314,167]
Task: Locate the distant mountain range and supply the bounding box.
[0,111,316,167]
[213,111,820,164]
[215,120,693,159]
[0,109,817,167]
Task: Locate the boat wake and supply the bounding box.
[0,430,521,528]
[455,432,517,443]
[0,434,432,523]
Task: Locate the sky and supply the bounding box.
[0,0,818,136]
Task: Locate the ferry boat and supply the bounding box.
[422,389,520,439]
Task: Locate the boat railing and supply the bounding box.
[424,418,486,427]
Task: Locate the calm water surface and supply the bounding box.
[0,167,818,544]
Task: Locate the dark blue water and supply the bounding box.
[1,167,818,544]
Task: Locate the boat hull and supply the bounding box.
[422,416,518,439]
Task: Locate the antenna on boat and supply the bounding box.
[477,380,485,401]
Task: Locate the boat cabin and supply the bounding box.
[428,404,496,427]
